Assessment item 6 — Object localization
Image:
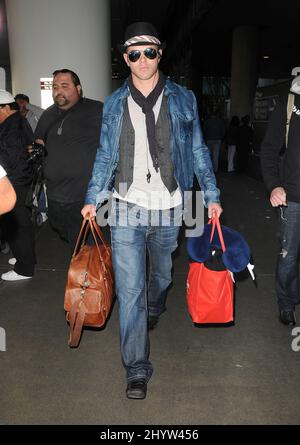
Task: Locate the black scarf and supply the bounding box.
[128,72,166,172]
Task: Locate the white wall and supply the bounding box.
[6,0,111,107]
[0,67,6,89]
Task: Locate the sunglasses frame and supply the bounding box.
[127,47,159,63]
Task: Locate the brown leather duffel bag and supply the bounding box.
[64,216,114,347]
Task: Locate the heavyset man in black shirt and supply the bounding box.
[34,69,103,251]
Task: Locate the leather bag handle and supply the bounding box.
[72,217,90,257]
[76,215,113,282]
[72,214,109,258]
[89,217,109,250]
[68,299,86,347]
[88,218,110,268]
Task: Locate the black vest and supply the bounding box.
[114,95,177,196]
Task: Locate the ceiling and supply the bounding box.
[191,0,300,78]
[1,0,299,83]
[111,0,300,79]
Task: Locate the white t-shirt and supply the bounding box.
[0,165,6,179]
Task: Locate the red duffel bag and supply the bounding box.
[186,217,234,324]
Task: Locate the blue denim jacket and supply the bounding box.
[85,79,220,207]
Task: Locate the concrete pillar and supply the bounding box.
[230,26,259,118]
[5,0,111,107]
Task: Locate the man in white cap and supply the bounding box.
[0,90,36,281]
[82,22,222,399]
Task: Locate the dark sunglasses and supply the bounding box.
[127,47,159,63]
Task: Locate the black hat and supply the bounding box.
[118,21,165,53]
[14,93,30,102]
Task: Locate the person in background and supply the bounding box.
[260,74,300,326]
[82,22,222,400]
[236,114,253,173]
[203,111,226,173]
[34,69,103,251]
[0,164,16,215]
[14,94,44,132]
[0,90,35,281]
[226,115,240,173]
[15,93,47,223]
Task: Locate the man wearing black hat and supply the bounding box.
[82,22,222,399]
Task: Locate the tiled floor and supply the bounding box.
[0,172,299,425]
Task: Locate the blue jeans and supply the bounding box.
[276,202,300,311]
[110,200,181,383]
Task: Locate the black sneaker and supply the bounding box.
[126,379,147,399]
[279,310,296,326]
